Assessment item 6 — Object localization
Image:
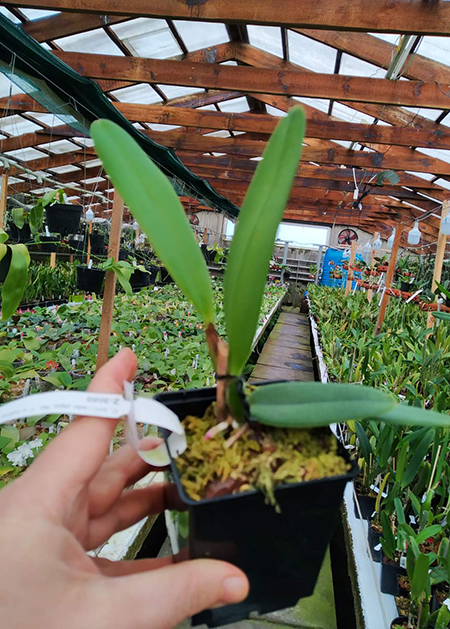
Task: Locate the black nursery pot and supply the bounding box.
[155,386,357,628]
[201,243,215,265]
[0,247,11,282]
[45,203,82,236]
[39,235,61,252]
[368,525,382,563]
[381,554,406,595]
[159,266,174,284]
[147,265,159,285]
[400,281,412,292]
[9,223,31,242]
[76,266,105,294]
[68,235,85,251]
[130,268,151,289]
[353,492,376,520]
[390,617,408,629]
[89,233,105,253]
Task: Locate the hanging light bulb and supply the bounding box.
[85,208,95,222]
[387,228,396,250]
[373,235,382,251]
[407,220,421,245]
[132,220,139,231]
[362,241,372,264]
[441,213,450,236]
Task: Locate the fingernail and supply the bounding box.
[222,576,248,603]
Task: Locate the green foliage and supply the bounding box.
[0,231,30,321]
[90,119,215,325]
[248,381,396,428]
[224,107,306,375]
[380,510,395,559]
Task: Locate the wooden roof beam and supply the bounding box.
[54,51,450,110]
[7,1,450,35]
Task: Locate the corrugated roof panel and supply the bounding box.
[218,97,249,113]
[416,37,450,68]
[159,84,203,99]
[288,31,336,72]
[19,9,60,19]
[248,25,283,58]
[332,102,376,124]
[38,139,80,153]
[172,20,229,52]
[340,53,387,79]
[111,18,182,58]
[111,83,162,104]
[55,28,124,56]
[404,106,441,121]
[5,147,47,160]
[0,115,41,134]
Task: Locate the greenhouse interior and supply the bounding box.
[2,3,450,629]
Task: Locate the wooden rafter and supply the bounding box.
[53,51,450,109]
[6,0,450,35]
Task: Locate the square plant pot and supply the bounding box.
[155,385,357,627]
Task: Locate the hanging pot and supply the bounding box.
[0,247,12,282]
[400,281,412,292]
[45,203,82,236]
[130,268,151,289]
[159,267,173,284]
[200,244,215,265]
[76,266,105,294]
[156,385,357,627]
[89,233,105,253]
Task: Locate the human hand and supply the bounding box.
[0,348,249,629]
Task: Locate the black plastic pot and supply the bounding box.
[119,248,129,261]
[39,235,61,253]
[400,281,412,292]
[353,492,376,520]
[147,265,159,285]
[9,223,31,242]
[201,244,215,265]
[390,617,408,629]
[45,203,82,236]
[0,247,11,282]
[89,233,105,253]
[68,235,85,251]
[156,386,358,627]
[381,554,407,595]
[368,525,382,563]
[76,266,105,294]
[159,267,173,284]
[130,268,151,289]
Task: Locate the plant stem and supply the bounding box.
[205,322,230,421]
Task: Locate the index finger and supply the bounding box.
[22,348,137,510]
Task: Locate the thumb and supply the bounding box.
[107,559,249,629]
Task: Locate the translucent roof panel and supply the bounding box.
[288,31,336,73]
[0,115,41,134]
[293,97,330,114]
[159,85,203,99]
[38,140,80,154]
[75,137,95,147]
[55,28,124,56]
[369,33,401,46]
[172,20,229,52]
[332,102,376,125]
[218,97,249,113]
[417,147,450,162]
[247,25,283,58]
[266,105,287,117]
[7,176,24,184]
[50,164,81,174]
[198,105,217,111]
[205,130,232,138]
[19,9,60,19]
[0,7,20,23]
[5,147,48,160]
[111,83,162,104]
[340,53,387,79]
[26,112,59,126]
[0,73,24,98]
[111,19,182,58]
[404,107,442,122]
[416,37,450,68]
[147,123,181,131]
[434,178,450,191]
[405,171,436,181]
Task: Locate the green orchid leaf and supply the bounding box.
[248,381,396,428]
[415,524,442,546]
[435,604,450,629]
[401,429,434,489]
[224,107,306,375]
[354,421,372,463]
[113,267,133,297]
[11,208,24,230]
[435,280,450,300]
[433,311,450,322]
[1,244,30,321]
[376,403,450,428]
[0,229,8,244]
[380,510,396,560]
[410,552,430,602]
[90,119,214,325]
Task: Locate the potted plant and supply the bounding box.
[0,228,30,320]
[309,264,317,280]
[44,189,82,236]
[91,110,450,626]
[76,258,133,295]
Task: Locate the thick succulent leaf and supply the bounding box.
[90,119,214,325]
[376,403,450,428]
[433,311,450,322]
[1,244,30,321]
[248,381,396,428]
[224,107,306,375]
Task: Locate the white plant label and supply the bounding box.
[400,556,406,569]
[374,543,382,551]
[444,598,450,612]
[406,289,423,304]
[0,385,187,467]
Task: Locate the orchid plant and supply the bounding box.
[90,109,450,434]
